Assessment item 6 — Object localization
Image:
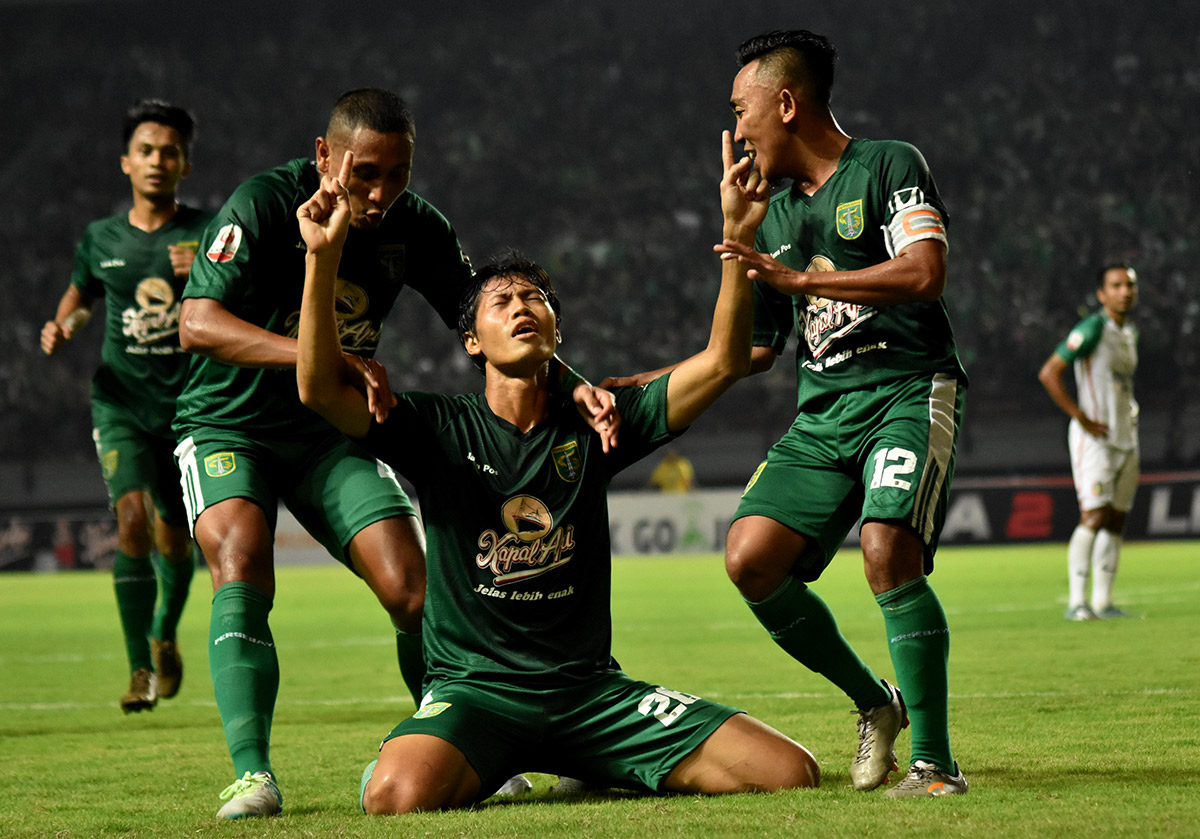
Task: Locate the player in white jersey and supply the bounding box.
[1038,264,1139,620]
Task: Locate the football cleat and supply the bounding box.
[1064,604,1098,621]
[151,639,183,698]
[1094,605,1131,620]
[216,771,282,819]
[120,668,158,714]
[491,774,533,797]
[850,679,908,791]
[884,760,968,798]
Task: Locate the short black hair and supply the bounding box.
[458,254,561,373]
[328,88,415,141]
[736,29,838,107]
[1097,262,1136,288]
[122,99,197,159]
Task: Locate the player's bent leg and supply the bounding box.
[350,516,428,705]
[348,515,427,633]
[662,714,819,794]
[151,518,197,699]
[363,734,483,814]
[193,498,277,595]
[725,515,808,602]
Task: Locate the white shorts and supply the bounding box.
[1068,421,1139,512]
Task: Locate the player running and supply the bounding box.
[41,99,210,713]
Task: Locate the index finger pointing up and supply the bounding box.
[722,129,735,171]
[336,150,354,192]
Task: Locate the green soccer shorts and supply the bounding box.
[91,408,187,527]
[174,426,417,565]
[380,671,742,796]
[734,372,965,580]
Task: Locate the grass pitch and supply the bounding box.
[1,541,1197,838]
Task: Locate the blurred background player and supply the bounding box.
[40,99,210,713]
[1038,264,1140,621]
[174,88,614,818]
[713,30,968,798]
[647,448,696,493]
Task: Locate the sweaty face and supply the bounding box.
[466,276,558,372]
[1097,267,1138,320]
[318,126,414,230]
[121,122,189,199]
[729,61,783,180]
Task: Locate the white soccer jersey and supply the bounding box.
[1056,311,1139,451]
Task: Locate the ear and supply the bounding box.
[554,327,563,345]
[779,88,799,125]
[180,159,193,179]
[314,136,331,175]
[120,154,132,176]
[463,331,483,359]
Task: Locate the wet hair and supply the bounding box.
[327,88,415,141]
[736,29,838,107]
[458,253,561,373]
[122,99,197,159]
[1097,262,1136,288]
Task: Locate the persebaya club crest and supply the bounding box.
[204,453,237,477]
[552,441,582,482]
[836,199,864,240]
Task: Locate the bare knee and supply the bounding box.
[724,517,806,602]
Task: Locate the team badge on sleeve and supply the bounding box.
[836,199,864,240]
[552,441,582,482]
[205,224,243,263]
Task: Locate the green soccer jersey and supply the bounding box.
[174,158,473,438]
[362,375,677,687]
[752,139,967,410]
[70,205,214,434]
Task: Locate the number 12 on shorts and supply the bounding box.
[638,687,699,727]
[870,447,917,491]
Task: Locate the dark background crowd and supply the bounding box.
[1,0,1197,495]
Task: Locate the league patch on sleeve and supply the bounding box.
[1066,329,1085,351]
[205,224,243,263]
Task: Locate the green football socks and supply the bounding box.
[747,575,890,710]
[394,628,426,707]
[209,582,278,779]
[151,545,196,641]
[876,575,954,772]
[112,551,156,673]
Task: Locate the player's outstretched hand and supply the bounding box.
[297,150,354,256]
[574,383,620,453]
[345,354,398,424]
[714,239,804,293]
[719,129,769,241]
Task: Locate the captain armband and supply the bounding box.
[883,203,948,258]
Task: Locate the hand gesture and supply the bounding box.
[168,243,199,277]
[297,150,353,256]
[40,320,67,355]
[345,354,398,424]
[573,382,620,453]
[719,129,769,242]
[713,239,801,292]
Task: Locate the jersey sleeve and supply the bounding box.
[185,168,297,307]
[360,391,452,484]
[69,224,102,298]
[603,374,681,475]
[751,277,795,353]
[1054,313,1104,363]
[876,142,949,258]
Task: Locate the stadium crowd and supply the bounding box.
[2,0,1197,474]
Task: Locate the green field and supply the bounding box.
[2,541,1197,838]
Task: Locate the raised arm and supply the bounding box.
[295,151,376,439]
[663,131,768,431]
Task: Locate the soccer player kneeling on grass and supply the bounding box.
[295,140,819,813]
